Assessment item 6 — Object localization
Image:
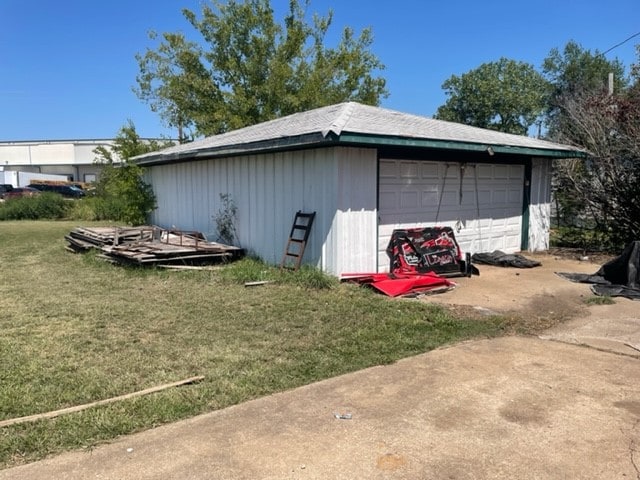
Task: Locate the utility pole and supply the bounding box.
[608,72,614,95]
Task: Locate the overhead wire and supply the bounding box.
[600,31,640,56]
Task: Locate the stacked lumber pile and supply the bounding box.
[66,226,243,266]
[65,226,154,252]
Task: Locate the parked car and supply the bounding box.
[0,184,14,199]
[3,187,41,199]
[28,183,85,198]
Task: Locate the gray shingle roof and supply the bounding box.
[136,102,583,164]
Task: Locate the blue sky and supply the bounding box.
[1,0,638,141]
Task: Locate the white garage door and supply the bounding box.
[378,159,524,271]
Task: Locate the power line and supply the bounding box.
[601,31,640,56]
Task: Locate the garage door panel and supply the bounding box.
[476,164,493,179]
[440,190,458,205]
[494,165,510,179]
[400,162,419,178]
[477,189,492,205]
[421,189,439,206]
[509,165,524,178]
[379,191,398,211]
[491,189,507,204]
[460,190,476,206]
[420,163,440,178]
[378,160,524,272]
[508,188,522,203]
[400,191,419,208]
[379,161,397,179]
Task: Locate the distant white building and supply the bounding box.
[0,139,119,184]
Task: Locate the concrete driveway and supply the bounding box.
[2,336,639,480]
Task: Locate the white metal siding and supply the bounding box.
[528,158,552,251]
[147,146,377,275]
[378,159,524,271]
[334,148,378,274]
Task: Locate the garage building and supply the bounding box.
[136,102,585,275]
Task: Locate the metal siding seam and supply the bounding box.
[521,159,532,251]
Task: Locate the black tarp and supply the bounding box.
[557,241,640,300]
[471,251,542,268]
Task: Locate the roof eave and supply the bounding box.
[135,132,336,166]
[135,130,587,167]
[335,132,587,159]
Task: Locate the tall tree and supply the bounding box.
[135,0,387,137]
[542,40,627,140]
[434,58,548,135]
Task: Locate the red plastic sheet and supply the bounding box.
[341,272,454,297]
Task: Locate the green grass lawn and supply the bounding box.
[0,221,509,469]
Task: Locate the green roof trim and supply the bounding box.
[336,132,587,159]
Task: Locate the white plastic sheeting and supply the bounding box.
[528,158,553,251]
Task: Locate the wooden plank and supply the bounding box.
[158,265,221,271]
[0,376,205,428]
[244,281,272,287]
[138,253,231,263]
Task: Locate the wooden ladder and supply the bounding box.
[280,211,316,270]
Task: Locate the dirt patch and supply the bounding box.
[423,252,600,330]
[376,453,407,471]
[547,246,614,265]
[421,252,639,353]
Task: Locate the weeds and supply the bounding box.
[218,257,337,289]
[213,193,238,245]
[585,295,616,305]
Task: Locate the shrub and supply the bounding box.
[66,198,100,221]
[93,163,156,225]
[92,121,171,225]
[0,193,69,220]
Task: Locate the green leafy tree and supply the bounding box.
[434,58,548,135]
[542,40,628,140]
[135,0,388,137]
[94,121,172,225]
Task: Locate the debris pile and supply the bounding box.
[65,226,154,252]
[558,240,640,300]
[342,227,474,297]
[66,226,243,267]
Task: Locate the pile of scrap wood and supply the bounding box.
[65,226,243,266]
[65,226,155,252]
